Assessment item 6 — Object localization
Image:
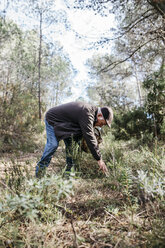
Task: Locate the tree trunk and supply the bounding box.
[134,71,143,107]
[132,57,143,107]
[55,82,59,106]
[38,11,42,119]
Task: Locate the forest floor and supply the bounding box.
[0,140,165,248]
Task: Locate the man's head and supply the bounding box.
[95,106,113,128]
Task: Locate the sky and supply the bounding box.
[54,1,115,100]
[0,0,115,101]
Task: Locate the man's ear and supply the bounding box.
[97,113,104,120]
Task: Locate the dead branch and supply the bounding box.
[71,217,79,248]
[104,209,125,226]
[114,239,122,248]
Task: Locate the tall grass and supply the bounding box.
[0,160,73,247]
[0,133,165,247]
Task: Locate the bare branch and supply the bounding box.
[108,13,155,42]
[120,12,156,36]
[88,9,156,48]
[98,37,158,73]
[97,0,111,3]
[122,8,156,30]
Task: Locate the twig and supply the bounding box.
[136,210,146,217]
[104,210,124,226]
[89,234,97,243]
[100,243,112,248]
[118,12,155,39]
[0,180,16,195]
[90,235,113,248]
[71,217,79,248]
[82,214,91,227]
[114,239,121,248]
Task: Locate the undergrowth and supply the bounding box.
[0,133,165,247]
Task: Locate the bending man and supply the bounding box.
[36,101,113,177]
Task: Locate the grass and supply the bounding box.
[0,134,165,247]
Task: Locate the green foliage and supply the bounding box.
[0,156,73,247]
[0,167,73,247]
[160,117,165,138]
[136,169,165,199]
[143,71,165,138]
[0,175,72,222]
[102,132,165,197]
[146,220,165,248]
[0,159,73,224]
[0,17,21,43]
[112,108,152,141]
[87,54,136,110]
[0,136,165,247]
[0,83,44,152]
[111,70,165,142]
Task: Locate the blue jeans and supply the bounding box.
[36,120,59,177]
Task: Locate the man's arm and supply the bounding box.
[79,109,102,161]
[79,107,109,175]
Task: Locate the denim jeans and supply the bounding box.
[36,120,59,177]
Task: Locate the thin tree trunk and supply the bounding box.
[135,75,142,107]
[55,82,59,106]
[132,58,143,107]
[38,11,42,119]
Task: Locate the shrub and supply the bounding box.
[0,171,73,247]
[143,71,165,138]
[0,175,73,225]
[0,83,44,152]
[112,108,152,141]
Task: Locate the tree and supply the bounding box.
[15,0,70,118]
[0,82,43,152]
[44,49,73,107]
[73,0,165,74]
[23,0,55,119]
[74,0,165,117]
[0,17,73,150]
[87,53,137,110]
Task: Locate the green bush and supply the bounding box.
[0,175,73,224]
[112,108,152,141]
[0,83,44,152]
[0,172,73,247]
[143,71,165,138]
[160,117,165,140]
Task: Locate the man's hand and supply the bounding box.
[97,159,109,176]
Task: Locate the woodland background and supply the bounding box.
[0,0,165,247]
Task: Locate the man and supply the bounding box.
[36,101,113,177]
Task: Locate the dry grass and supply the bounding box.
[0,141,165,248]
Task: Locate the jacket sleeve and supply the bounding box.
[79,109,102,161]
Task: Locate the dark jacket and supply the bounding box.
[46,101,101,161]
